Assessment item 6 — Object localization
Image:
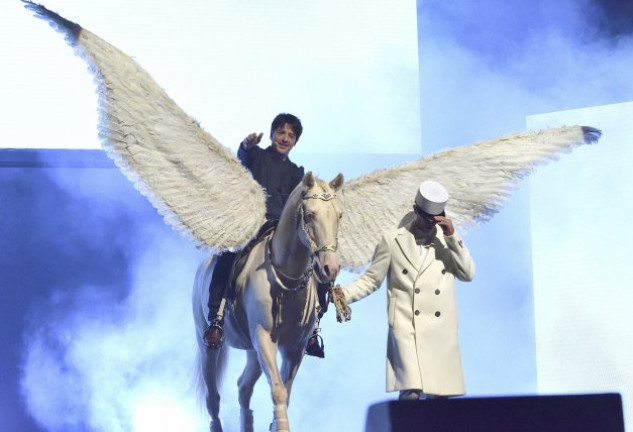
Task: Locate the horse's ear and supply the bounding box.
[303,171,315,188]
[329,173,344,191]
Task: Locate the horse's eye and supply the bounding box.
[304,212,314,222]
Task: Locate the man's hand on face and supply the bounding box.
[434,215,455,236]
[241,132,263,150]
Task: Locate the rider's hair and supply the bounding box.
[270,113,303,142]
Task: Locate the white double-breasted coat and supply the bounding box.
[343,221,475,396]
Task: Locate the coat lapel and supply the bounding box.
[394,226,422,271]
[395,223,443,277]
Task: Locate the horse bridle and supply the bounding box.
[298,191,339,256]
[268,191,339,292]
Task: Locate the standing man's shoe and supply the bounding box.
[203,320,224,349]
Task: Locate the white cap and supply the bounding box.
[415,180,448,215]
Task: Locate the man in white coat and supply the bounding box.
[336,180,475,400]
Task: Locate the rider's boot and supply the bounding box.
[305,282,330,358]
[204,252,236,348]
[203,316,224,349]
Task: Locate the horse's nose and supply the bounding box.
[321,252,340,280]
[322,264,339,280]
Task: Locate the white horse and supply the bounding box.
[192,172,344,432]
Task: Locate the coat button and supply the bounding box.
[402,269,408,274]
[435,289,440,295]
[435,311,441,317]
[415,288,420,294]
[414,310,420,316]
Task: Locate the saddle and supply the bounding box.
[226,220,278,301]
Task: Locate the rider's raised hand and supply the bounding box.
[241,132,264,150]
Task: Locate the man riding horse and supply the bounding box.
[204,113,329,357]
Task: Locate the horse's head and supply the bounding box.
[298,172,344,284]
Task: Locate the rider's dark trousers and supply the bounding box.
[207,251,237,322]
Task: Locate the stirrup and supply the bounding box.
[305,330,325,358]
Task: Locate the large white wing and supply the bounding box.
[24,3,602,266]
[338,126,601,270]
[24,1,267,252]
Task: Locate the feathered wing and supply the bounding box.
[24,3,602,265]
[24,1,267,252]
[338,126,601,270]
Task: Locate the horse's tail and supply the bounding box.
[192,254,228,411]
[193,344,228,409]
[192,254,215,343]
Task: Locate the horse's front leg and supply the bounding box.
[254,326,290,432]
[280,344,306,404]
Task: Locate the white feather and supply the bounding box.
[24,2,601,269]
[338,126,600,269]
[24,0,267,252]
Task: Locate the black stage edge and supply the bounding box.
[365,393,624,432]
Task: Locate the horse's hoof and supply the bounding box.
[210,420,223,432]
[240,408,254,432]
[269,419,290,432]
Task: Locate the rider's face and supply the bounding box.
[271,123,297,157]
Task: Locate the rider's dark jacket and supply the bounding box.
[238,145,305,220]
